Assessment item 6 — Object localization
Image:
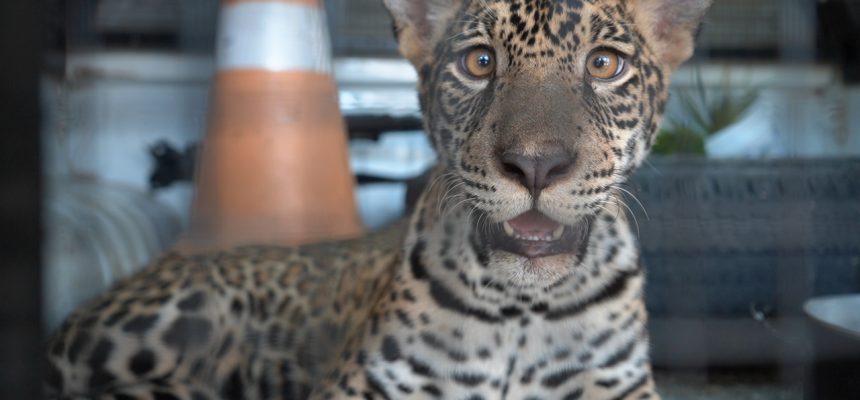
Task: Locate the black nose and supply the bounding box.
[498,150,575,197]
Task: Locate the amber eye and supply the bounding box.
[586,49,625,80]
[460,47,496,79]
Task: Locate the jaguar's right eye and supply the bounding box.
[459,46,496,79]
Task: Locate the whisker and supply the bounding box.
[613,185,649,221]
[442,194,468,220]
[440,180,465,208]
[446,194,474,220]
[474,0,498,18]
[642,158,663,175]
[610,193,640,236]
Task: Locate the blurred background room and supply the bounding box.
[1,0,859,398]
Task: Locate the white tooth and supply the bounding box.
[503,221,515,237]
[552,225,565,240]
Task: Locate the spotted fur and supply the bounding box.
[45,1,711,399]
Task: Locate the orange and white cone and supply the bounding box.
[179,0,362,252]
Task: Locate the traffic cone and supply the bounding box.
[179,0,362,252]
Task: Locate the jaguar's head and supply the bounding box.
[385,0,711,286]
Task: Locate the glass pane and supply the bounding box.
[28,1,860,398]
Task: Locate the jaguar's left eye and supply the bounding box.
[460,46,496,79]
[586,49,626,80]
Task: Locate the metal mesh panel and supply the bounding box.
[95,0,179,33]
[629,158,860,318]
[326,0,398,56]
[325,0,816,59]
[698,0,781,50]
[696,0,817,59]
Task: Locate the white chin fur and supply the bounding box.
[487,250,577,288]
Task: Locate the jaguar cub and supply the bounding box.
[46,0,711,399]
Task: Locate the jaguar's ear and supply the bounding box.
[633,0,713,69]
[383,0,462,67]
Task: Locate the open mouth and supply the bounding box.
[485,210,593,259]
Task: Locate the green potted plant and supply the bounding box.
[653,70,758,156]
